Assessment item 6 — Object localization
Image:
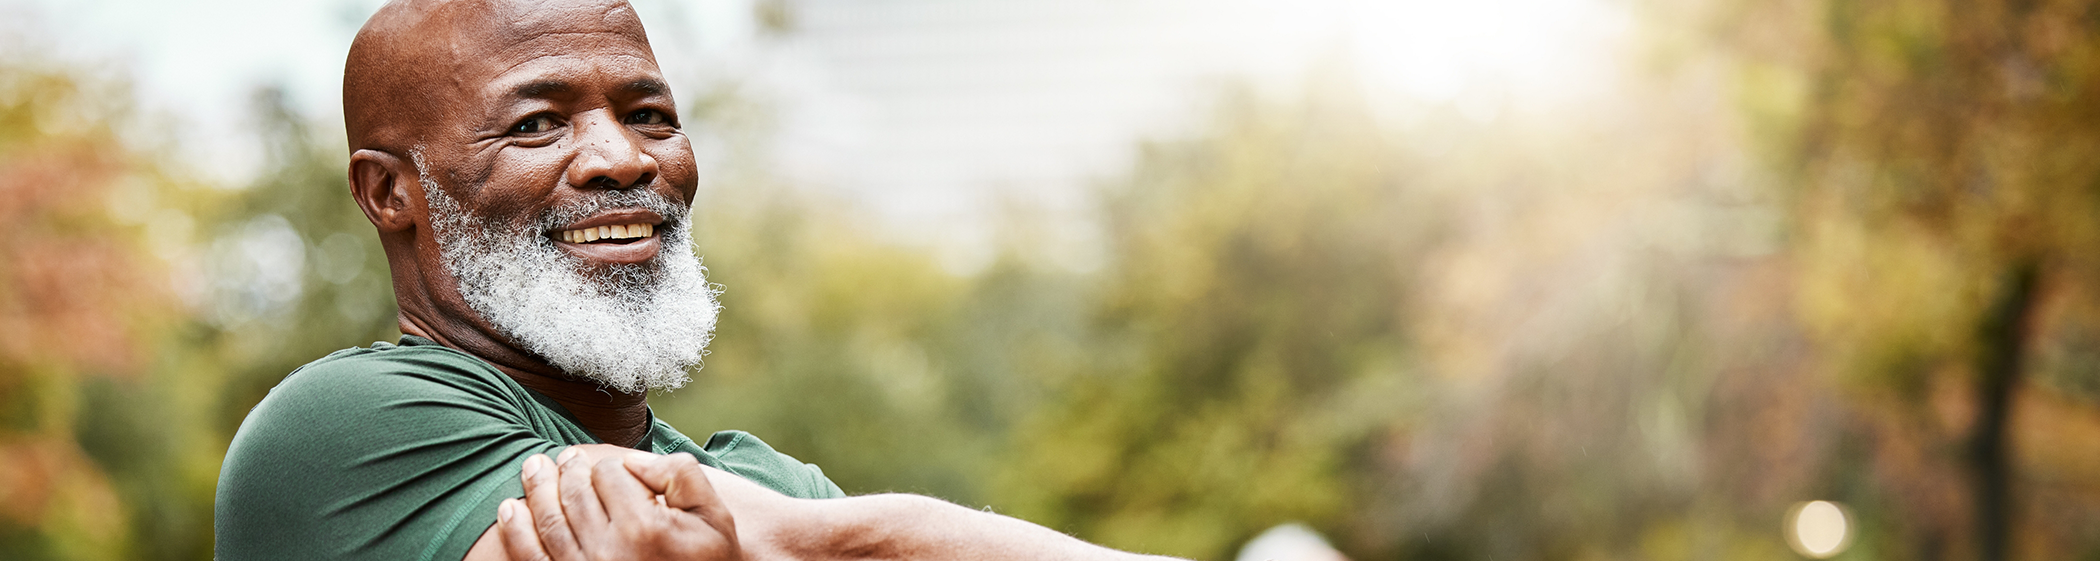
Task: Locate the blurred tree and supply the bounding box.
[988,84,1444,560]
[0,58,201,560]
[1732,0,2100,558]
[0,68,397,560]
[650,83,1084,503]
[203,86,398,433]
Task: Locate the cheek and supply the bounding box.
[469,152,570,224]
[648,141,699,197]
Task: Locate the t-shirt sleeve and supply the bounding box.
[215,350,563,561]
[699,430,849,499]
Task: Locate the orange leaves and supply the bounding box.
[0,436,119,527]
[0,435,129,557]
[0,77,170,379]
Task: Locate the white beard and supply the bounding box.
[417,160,719,394]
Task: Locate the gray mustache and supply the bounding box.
[532,189,688,232]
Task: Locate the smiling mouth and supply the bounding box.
[557,223,655,244]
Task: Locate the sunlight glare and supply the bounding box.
[1345,0,1630,106]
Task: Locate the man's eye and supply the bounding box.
[511,115,558,134]
[625,110,674,127]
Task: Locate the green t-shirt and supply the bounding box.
[215,336,844,561]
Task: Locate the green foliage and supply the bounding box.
[204,86,399,433]
[656,182,1006,500]
[15,2,2100,560]
[0,52,398,559]
[649,82,1451,559]
[992,88,1433,559]
[1734,0,2100,557]
[0,58,203,561]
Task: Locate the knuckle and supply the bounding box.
[562,472,594,492]
[532,516,567,541]
[559,481,590,502]
[531,514,576,547]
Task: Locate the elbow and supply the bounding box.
[794,493,947,561]
[748,493,933,561]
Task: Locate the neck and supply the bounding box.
[398,309,653,448]
[496,363,653,448]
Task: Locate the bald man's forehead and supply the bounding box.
[414,0,653,61]
[492,0,649,43]
[344,0,659,151]
[471,2,647,50]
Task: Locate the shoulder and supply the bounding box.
[272,343,512,405]
[699,429,848,500]
[222,341,541,473]
[245,343,540,432]
[216,342,550,560]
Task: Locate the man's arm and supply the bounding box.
[698,462,1177,561]
[478,446,1183,561]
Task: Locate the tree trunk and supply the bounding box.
[1970,261,2038,561]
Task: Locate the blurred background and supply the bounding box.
[2,0,2099,559]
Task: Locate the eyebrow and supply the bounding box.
[511,80,573,99]
[506,78,669,100]
[619,79,669,96]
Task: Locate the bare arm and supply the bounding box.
[704,463,1178,561]
[477,445,1182,561]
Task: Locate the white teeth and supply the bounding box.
[557,223,655,243]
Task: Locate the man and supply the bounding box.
[212,0,1181,559]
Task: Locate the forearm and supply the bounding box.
[502,449,1183,561]
[772,493,1181,561]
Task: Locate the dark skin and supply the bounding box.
[347,1,744,556]
[345,1,1186,559]
[346,0,681,448]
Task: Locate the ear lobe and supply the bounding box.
[349,149,417,233]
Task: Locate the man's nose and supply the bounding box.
[566,110,658,190]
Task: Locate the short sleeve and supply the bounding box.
[700,430,849,499]
[215,348,568,561]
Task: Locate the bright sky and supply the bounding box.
[1,0,1629,252]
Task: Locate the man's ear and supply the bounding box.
[349,149,418,233]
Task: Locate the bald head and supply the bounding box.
[340,0,702,393]
[343,0,656,153]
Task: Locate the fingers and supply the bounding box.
[557,448,618,555]
[496,499,552,561]
[590,455,664,526]
[521,453,588,561]
[622,452,723,512]
[524,450,744,560]
[622,453,743,559]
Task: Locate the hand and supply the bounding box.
[496,448,743,561]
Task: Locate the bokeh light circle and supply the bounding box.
[1785,500,1853,558]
